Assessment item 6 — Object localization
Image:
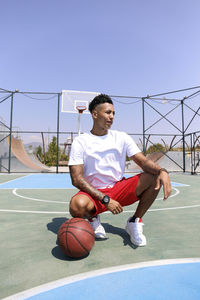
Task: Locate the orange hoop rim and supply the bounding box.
[76,105,87,113]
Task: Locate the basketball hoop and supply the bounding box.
[76,106,87,135]
[61,90,100,136]
[76,105,87,114]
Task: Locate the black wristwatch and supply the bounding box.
[101,195,110,205]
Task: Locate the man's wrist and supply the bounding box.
[159,168,168,175]
[101,195,110,205]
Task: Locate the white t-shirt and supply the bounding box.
[68,130,141,189]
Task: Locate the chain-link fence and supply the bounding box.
[0,87,200,174]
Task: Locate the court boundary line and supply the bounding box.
[2,186,198,214]
[12,189,67,204]
[1,203,200,214]
[11,187,179,203]
[3,258,200,300]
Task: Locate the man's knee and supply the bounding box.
[69,195,95,218]
[69,196,86,217]
[147,172,158,185]
[136,172,158,196]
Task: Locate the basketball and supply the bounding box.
[57,218,95,258]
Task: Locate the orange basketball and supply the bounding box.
[57,218,95,258]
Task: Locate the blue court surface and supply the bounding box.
[7,259,200,300]
[0,173,188,189]
[0,174,74,189]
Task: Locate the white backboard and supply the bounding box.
[61,90,100,114]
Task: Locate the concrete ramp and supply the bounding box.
[7,136,50,172]
[125,151,200,173]
[158,151,197,172]
[0,131,51,172]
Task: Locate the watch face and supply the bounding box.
[103,195,110,204]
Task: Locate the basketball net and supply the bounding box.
[76,106,87,136]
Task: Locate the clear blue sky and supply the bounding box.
[1,0,200,145]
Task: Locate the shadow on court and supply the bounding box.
[47,217,68,234]
[47,217,138,260]
[102,223,138,249]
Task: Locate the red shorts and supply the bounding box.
[73,174,141,216]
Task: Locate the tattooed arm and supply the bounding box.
[69,165,105,201]
[132,152,162,175]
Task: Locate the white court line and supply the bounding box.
[12,189,67,204]
[11,187,179,203]
[0,209,66,214]
[156,187,179,201]
[1,185,198,215]
[1,203,200,214]
[107,204,198,213]
[3,258,200,300]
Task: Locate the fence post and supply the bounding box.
[181,100,186,172]
[142,98,146,153]
[193,133,196,174]
[56,93,61,173]
[8,93,14,173]
[190,133,194,174]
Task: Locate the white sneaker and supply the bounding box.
[125,217,147,247]
[89,215,107,239]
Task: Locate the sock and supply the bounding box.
[129,216,142,223]
[129,216,137,223]
[88,215,97,222]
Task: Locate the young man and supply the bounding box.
[68,94,171,246]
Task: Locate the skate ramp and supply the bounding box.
[0,132,51,172]
[125,151,200,173]
[158,151,198,172]
[0,134,10,172]
[29,152,49,168]
[7,136,51,172]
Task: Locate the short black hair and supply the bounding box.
[89,94,113,113]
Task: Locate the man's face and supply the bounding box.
[92,103,115,130]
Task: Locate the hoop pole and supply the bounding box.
[78,112,81,136]
[77,107,86,136]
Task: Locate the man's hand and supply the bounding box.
[106,199,123,214]
[155,170,172,200]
